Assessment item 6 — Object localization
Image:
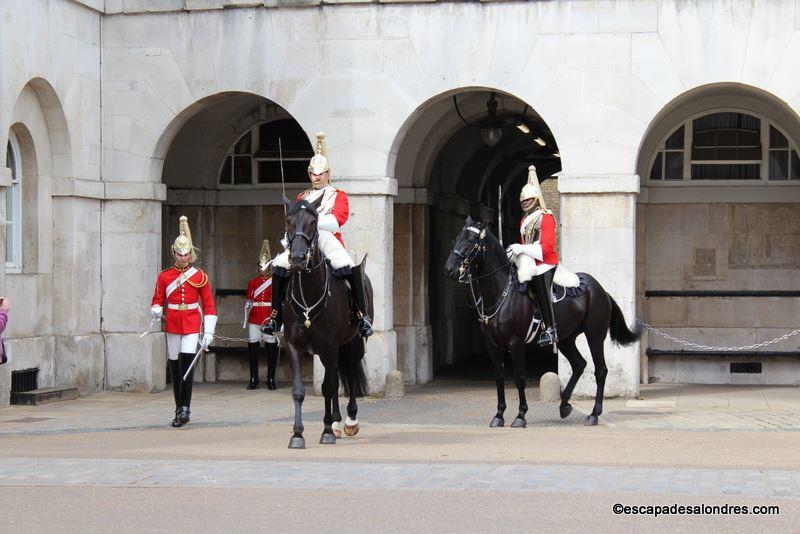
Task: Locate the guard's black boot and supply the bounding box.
[247,342,260,390]
[178,352,195,425]
[168,359,184,427]
[266,342,278,390]
[262,268,288,336]
[349,263,373,338]
[533,270,557,347]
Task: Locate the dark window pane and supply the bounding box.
[739,147,761,160]
[256,119,314,159]
[664,151,683,180]
[6,142,13,168]
[232,155,251,184]
[234,132,252,155]
[665,126,684,149]
[716,130,737,147]
[769,125,788,148]
[691,163,760,180]
[739,130,760,146]
[650,152,662,180]
[693,131,715,147]
[717,147,738,160]
[692,147,715,160]
[219,156,232,184]
[769,150,788,180]
[792,151,800,179]
[258,160,308,184]
[693,112,760,132]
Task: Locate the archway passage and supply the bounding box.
[391,89,562,383]
[160,92,313,384]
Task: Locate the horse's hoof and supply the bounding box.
[332,421,343,438]
[510,417,527,428]
[559,404,573,419]
[344,418,359,437]
[319,432,336,445]
[288,436,306,449]
[584,415,599,426]
[489,417,505,428]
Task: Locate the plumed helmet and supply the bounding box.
[308,132,330,175]
[258,239,272,273]
[172,215,197,263]
[519,165,547,210]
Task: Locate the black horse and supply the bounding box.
[444,216,641,426]
[281,197,373,449]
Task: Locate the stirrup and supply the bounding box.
[262,317,278,336]
[358,315,374,338]
[537,327,556,347]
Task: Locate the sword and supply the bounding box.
[183,345,205,382]
[498,184,503,247]
[279,137,287,217]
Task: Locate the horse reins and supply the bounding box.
[457,225,513,325]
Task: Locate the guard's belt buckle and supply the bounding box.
[178,303,188,310]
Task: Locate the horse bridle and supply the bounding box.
[454,225,486,283]
[287,206,321,272]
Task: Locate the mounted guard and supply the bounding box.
[264,132,373,339]
[244,239,279,390]
[505,165,559,346]
[150,216,217,427]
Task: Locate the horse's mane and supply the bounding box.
[286,198,319,218]
[472,218,509,270]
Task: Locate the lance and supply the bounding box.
[498,184,503,247]
[279,137,287,216]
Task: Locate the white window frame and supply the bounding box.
[218,120,311,190]
[647,108,800,187]
[5,131,22,273]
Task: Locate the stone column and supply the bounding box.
[102,184,167,392]
[316,177,397,395]
[558,174,640,398]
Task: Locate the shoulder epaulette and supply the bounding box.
[187,268,209,288]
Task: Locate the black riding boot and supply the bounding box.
[178,352,195,425]
[266,342,278,390]
[262,268,288,336]
[168,359,183,427]
[348,263,373,338]
[532,269,557,346]
[247,342,260,390]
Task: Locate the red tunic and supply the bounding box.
[298,185,349,247]
[246,274,273,325]
[151,265,216,335]
[520,212,559,266]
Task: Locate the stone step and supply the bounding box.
[10,387,80,406]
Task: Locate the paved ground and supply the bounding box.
[1,380,798,532]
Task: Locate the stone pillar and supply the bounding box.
[558,174,640,398]
[322,178,398,395]
[102,185,167,392]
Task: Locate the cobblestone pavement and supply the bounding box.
[0,457,798,499]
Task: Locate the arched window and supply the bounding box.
[5,132,22,272]
[218,119,313,186]
[649,110,800,182]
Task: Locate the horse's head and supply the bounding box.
[444,215,487,280]
[285,196,322,270]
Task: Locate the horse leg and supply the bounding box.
[510,343,528,428]
[320,359,337,444]
[331,370,343,438]
[342,337,365,437]
[557,336,587,420]
[344,389,359,437]
[287,344,306,449]
[585,334,608,426]
[488,344,506,427]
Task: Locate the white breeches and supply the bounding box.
[514,255,556,283]
[247,323,276,344]
[273,230,354,270]
[166,333,199,360]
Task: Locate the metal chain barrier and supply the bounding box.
[641,321,800,352]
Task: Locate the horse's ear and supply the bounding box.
[310,195,323,210]
[283,196,293,209]
[465,215,474,227]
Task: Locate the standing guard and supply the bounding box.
[151,216,217,427]
[244,239,279,390]
[264,132,373,339]
[506,165,559,346]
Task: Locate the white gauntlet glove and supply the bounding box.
[150,305,163,319]
[506,244,523,259]
[202,315,217,350]
[318,214,340,233]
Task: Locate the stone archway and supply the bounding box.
[389,88,562,383]
[159,92,314,386]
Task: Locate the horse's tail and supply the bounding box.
[608,295,643,346]
[338,337,368,397]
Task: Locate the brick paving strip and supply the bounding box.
[0,458,798,498]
